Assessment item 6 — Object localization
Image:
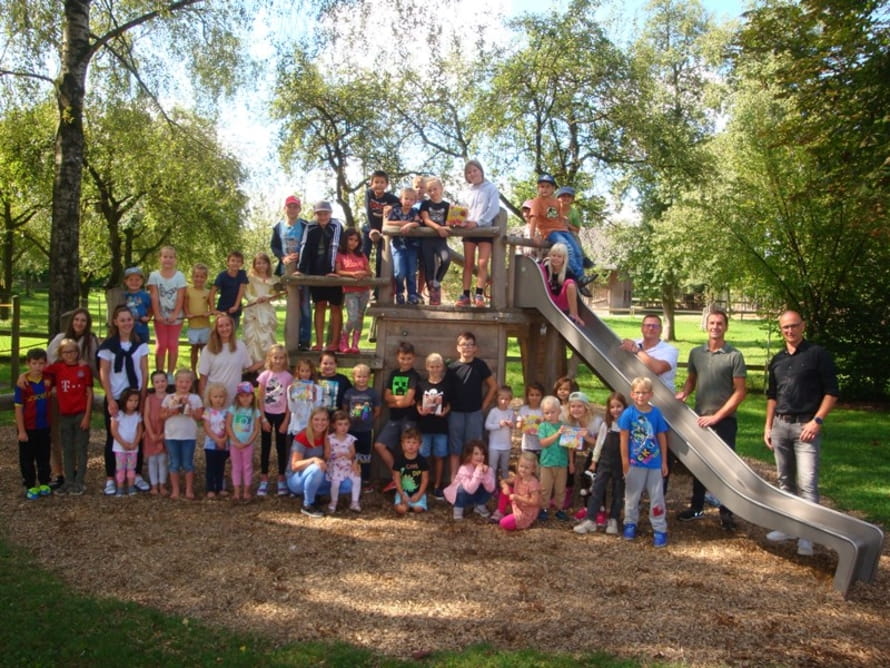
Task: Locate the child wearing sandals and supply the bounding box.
[444,440,496,520]
[494,451,542,531]
[325,410,362,513]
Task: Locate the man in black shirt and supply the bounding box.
[763,310,839,556]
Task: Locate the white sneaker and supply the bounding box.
[256,481,269,496]
[134,475,150,492]
[573,519,596,534]
[766,530,794,542]
[797,539,814,556]
[103,479,117,496]
[606,518,619,535]
[475,504,491,518]
[327,503,337,514]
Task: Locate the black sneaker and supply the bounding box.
[720,513,736,531]
[301,504,324,518]
[678,508,704,521]
[49,476,65,491]
[579,284,592,298]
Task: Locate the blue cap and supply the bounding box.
[537,174,557,186]
[556,186,576,198]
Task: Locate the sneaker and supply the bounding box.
[622,523,637,541]
[704,491,721,507]
[432,487,445,501]
[395,294,405,305]
[574,508,587,520]
[49,476,65,491]
[653,531,668,548]
[429,286,441,306]
[327,503,337,514]
[475,504,491,518]
[257,481,269,496]
[38,484,52,497]
[407,295,420,305]
[537,509,549,521]
[573,519,596,534]
[70,483,85,496]
[606,518,619,535]
[490,510,504,522]
[277,483,288,497]
[473,294,485,307]
[362,484,376,495]
[26,487,40,500]
[301,504,324,518]
[382,480,397,493]
[347,346,360,354]
[54,484,68,496]
[453,507,464,520]
[128,486,137,496]
[116,488,127,497]
[595,509,607,527]
[349,502,362,513]
[456,294,471,307]
[766,530,794,542]
[134,475,150,492]
[579,284,592,298]
[720,513,736,531]
[797,539,814,556]
[678,508,705,522]
[555,510,569,521]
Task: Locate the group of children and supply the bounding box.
[16,319,670,543]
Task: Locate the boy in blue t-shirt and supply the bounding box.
[15,348,53,499]
[210,251,249,328]
[123,267,153,344]
[619,376,670,547]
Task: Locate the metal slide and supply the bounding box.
[513,255,883,596]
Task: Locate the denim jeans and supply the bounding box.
[454,486,492,508]
[391,238,419,299]
[771,420,821,504]
[448,410,484,456]
[546,229,585,278]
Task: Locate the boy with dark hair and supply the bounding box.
[362,170,400,287]
[392,427,429,514]
[447,331,498,482]
[210,251,249,329]
[15,348,53,499]
[374,341,420,486]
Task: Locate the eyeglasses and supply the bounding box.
[642,323,661,329]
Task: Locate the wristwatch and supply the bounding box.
[814,416,824,425]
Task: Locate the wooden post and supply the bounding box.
[10,295,20,385]
[489,210,508,310]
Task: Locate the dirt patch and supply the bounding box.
[2,426,888,666]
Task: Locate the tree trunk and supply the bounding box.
[50,0,91,333]
[661,280,677,342]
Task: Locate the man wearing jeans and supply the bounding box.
[675,308,747,530]
[763,310,839,556]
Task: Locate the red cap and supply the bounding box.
[285,195,301,207]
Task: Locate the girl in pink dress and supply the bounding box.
[497,451,542,531]
[324,410,362,513]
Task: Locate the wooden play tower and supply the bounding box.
[280,214,571,393]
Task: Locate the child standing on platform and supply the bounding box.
[243,252,279,367]
[297,201,344,351]
[444,440,496,520]
[227,381,261,501]
[110,388,143,496]
[495,451,542,531]
[620,377,670,547]
[460,160,500,308]
[148,246,188,376]
[485,385,515,482]
[161,369,203,500]
[15,348,53,499]
[210,251,249,329]
[123,267,153,346]
[142,370,168,496]
[417,178,452,306]
[185,263,212,376]
[325,410,362,513]
[44,339,93,496]
[257,344,293,497]
[387,187,422,305]
[335,228,371,353]
[202,382,230,498]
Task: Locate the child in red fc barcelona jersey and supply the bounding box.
[15,348,53,499]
